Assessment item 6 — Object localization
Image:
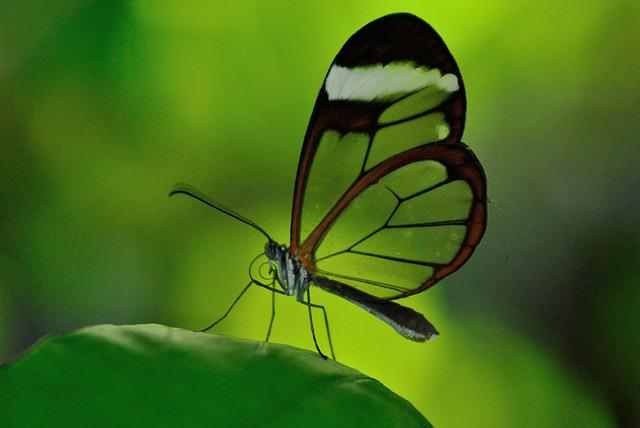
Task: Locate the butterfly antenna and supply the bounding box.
[170,183,273,242]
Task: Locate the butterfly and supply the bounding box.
[172,13,487,360]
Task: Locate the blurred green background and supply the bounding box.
[1,1,638,426]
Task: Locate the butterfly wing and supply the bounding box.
[290,14,486,303]
[291,13,467,250]
[308,142,486,300]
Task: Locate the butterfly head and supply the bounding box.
[264,240,280,261]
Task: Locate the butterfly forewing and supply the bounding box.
[291,13,486,300]
[291,14,467,249]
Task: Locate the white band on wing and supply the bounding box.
[325,62,458,102]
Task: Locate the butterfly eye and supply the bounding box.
[264,241,277,259]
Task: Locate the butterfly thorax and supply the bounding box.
[264,241,310,302]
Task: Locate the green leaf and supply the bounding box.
[0,324,431,427]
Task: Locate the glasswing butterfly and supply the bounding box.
[172,13,487,359]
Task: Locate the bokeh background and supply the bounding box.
[1,1,638,426]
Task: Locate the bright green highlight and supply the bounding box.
[316,183,396,259]
[0,324,431,427]
[366,113,450,170]
[390,180,473,225]
[301,131,369,242]
[353,225,466,264]
[317,253,434,297]
[378,74,458,125]
[380,160,448,199]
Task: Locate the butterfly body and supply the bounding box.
[264,241,310,302]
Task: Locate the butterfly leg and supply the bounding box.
[248,279,289,343]
[299,297,336,361]
[200,279,253,332]
[301,286,330,360]
[263,264,279,343]
[264,284,276,342]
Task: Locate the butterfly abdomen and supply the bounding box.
[313,276,439,341]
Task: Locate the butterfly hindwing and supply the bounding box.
[312,143,486,299]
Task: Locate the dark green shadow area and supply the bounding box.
[0,324,431,427]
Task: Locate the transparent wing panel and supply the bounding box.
[379,159,447,198]
[300,131,369,241]
[315,184,396,259]
[352,225,467,264]
[389,180,473,225]
[365,112,449,170]
[316,252,434,298]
